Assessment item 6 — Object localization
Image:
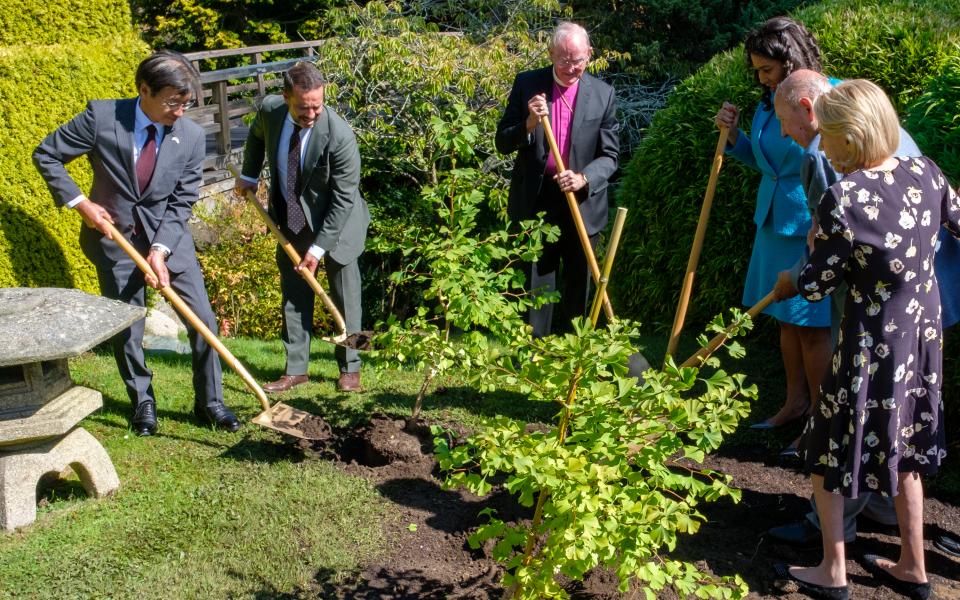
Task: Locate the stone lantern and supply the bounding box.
[0,287,145,531]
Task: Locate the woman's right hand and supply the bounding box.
[715,102,740,145]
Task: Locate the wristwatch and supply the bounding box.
[150,244,170,259]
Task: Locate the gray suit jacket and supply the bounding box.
[33,98,205,274]
[495,67,619,235]
[241,96,369,265]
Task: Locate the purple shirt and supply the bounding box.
[545,80,578,175]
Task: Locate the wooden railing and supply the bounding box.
[182,41,324,190]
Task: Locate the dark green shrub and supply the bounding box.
[905,56,960,183]
[614,0,960,333]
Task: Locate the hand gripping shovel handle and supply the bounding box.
[226,164,347,337]
[539,116,615,322]
[679,290,775,369]
[101,221,272,413]
[665,126,729,362]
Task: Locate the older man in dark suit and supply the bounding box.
[496,21,619,337]
[236,62,369,393]
[33,50,240,436]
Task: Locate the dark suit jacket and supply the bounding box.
[241,96,369,265]
[33,99,205,274]
[495,67,619,235]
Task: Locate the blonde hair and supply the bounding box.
[814,79,900,169]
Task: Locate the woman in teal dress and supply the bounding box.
[715,17,832,431]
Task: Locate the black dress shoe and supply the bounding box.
[195,403,242,432]
[132,401,158,436]
[768,519,856,547]
[934,533,960,558]
[773,563,849,600]
[862,554,931,600]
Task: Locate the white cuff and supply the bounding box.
[150,243,171,258]
[66,194,86,208]
[306,245,325,260]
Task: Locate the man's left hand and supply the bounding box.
[296,253,320,277]
[146,249,170,289]
[555,169,587,193]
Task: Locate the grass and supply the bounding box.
[1,322,956,598]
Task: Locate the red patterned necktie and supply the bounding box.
[136,124,157,195]
[286,124,307,234]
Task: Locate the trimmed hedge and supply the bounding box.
[0,0,133,46]
[614,0,960,332]
[0,19,147,291]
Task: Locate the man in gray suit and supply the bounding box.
[236,62,369,393]
[495,21,619,337]
[33,51,240,436]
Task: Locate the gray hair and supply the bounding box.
[779,69,832,105]
[549,21,590,51]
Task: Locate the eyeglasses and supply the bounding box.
[555,57,589,68]
[162,98,196,110]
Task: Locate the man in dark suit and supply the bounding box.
[33,50,241,436]
[236,62,369,393]
[496,21,619,337]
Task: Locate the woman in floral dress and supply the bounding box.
[772,79,959,600]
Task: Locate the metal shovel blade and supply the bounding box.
[251,402,332,440]
[321,330,375,351]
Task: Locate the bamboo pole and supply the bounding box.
[679,290,776,369]
[664,126,729,363]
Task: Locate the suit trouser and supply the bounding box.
[277,234,362,375]
[93,247,224,411]
[526,189,598,338]
[805,492,898,538]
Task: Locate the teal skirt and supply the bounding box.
[742,223,831,327]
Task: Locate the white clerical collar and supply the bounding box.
[552,68,580,88]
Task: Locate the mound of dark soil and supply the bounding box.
[296,416,960,599]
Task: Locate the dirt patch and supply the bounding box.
[297,417,960,599]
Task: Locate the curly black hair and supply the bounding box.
[744,16,822,110]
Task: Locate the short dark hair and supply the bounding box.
[283,61,325,93]
[744,17,822,109]
[135,50,201,99]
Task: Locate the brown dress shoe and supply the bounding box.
[337,371,361,392]
[262,374,309,393]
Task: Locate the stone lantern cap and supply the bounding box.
[0,288,145,367]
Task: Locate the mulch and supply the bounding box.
[292,415,960,599]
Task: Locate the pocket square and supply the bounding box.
[171,136,180,144]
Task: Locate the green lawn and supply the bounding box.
[1,325,956,598]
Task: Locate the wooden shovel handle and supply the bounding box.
[665,126,729,361]
[226,164,347,336]
[539,116,615,322]
[101,221,271,412]
[680,290,775,369]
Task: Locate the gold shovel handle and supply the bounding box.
[101,221,271,412]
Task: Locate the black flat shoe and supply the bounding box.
[132,401,158,436]
[934,533,960,558]
[195,403,242,433]
[773,563,849,600]
[862,554,931,600]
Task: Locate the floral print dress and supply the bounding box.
[797,156,960,498]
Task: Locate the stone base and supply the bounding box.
[0,428,119,531]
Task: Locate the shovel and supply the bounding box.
[227,163,373,351]
[665,126,729,362]
[539,116,615,322]
[680,290,775,369]
[101,221,330,440]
